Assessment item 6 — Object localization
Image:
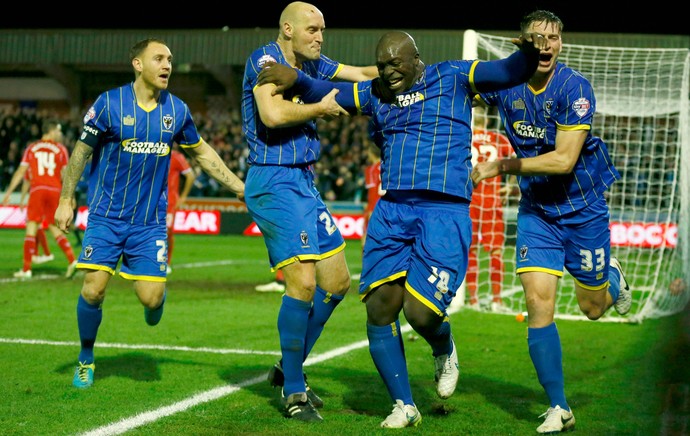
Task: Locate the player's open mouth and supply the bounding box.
[387,77,403,89]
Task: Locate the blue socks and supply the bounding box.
[368,320,414,405]
[608,264,621,303]
[304,286,344,359]
[278,295,311,397]
[76,294,102,364]
[528,322,569,411]
[430,319,452,357]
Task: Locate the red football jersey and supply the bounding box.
[21,139,69,193]
[364,161,382,213]
[470,128,513,206]
[167,149,193,212]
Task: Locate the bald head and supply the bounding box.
[280,2,323,28]
[376,31,418,60]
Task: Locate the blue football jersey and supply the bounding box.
[241,41,342,166]
[353,60,478,201]
[81,83,202,225]
[480,62,620,217]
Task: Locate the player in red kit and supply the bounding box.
[166,145,196,274]
[2,119,77,279]
[362,143,385,250]
[466,105,514,312]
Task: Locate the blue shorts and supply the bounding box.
[245,164,345,269]
[359,191,472,316]
[515,198,611,290]
[78,213,167,282]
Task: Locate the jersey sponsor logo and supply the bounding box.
[512,121,546,139]
[395,91,424,108]
[121,139,171,156]
[572,97,590,117]
[83,125,99,136]
[257,54,277,69]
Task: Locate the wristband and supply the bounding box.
[499,159,521,175]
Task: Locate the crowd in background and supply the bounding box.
[0,104,376,204]
[1,104,680,211]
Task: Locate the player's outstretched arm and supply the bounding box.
[473,32,547,92]
[187,140,245,202]
[257,62,358,111]
[1,165,28,205]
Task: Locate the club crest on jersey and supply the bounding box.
[519,245,528,259]
[163,115,173,131]
[543,99,554,116]
[123,115,135,126]
[572,97,590,118]
[395,91,424,108]
[84,245,94,260]
[257,54,278,69]
[300,231,309,247]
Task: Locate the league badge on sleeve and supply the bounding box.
[572,98,590,118]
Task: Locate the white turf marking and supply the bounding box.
[0,259,263,284]
[79,314,426,435]
[2,317,428,435]
[0,338,281,356]
[0,273,60,284]
[173,259,264,269]
[2,257,451,435]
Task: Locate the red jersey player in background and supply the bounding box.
[2,119,77,279]
[166,144,196,274]
[362,142,385,250]
[20,172,54,264]
[466,105,514,312]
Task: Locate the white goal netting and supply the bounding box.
[458,30,690,323]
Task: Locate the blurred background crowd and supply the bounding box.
[0,103,376,204]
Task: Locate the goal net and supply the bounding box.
[458,30,690,323]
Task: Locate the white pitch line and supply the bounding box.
[74,309,443,435]
[0,338,281,356]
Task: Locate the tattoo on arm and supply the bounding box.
[61,143,92,199]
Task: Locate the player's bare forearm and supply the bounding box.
[191,142,245,199]
[54,141,92,232]
[60,141,93,201]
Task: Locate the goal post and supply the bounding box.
[462,30,690,322]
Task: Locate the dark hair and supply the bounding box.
[520,10,563,34]
[129,38,167,62]
[42,119,61,135]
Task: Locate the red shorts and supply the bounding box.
[26,189,59,225]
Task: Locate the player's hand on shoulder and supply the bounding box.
[257,61,298,96]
